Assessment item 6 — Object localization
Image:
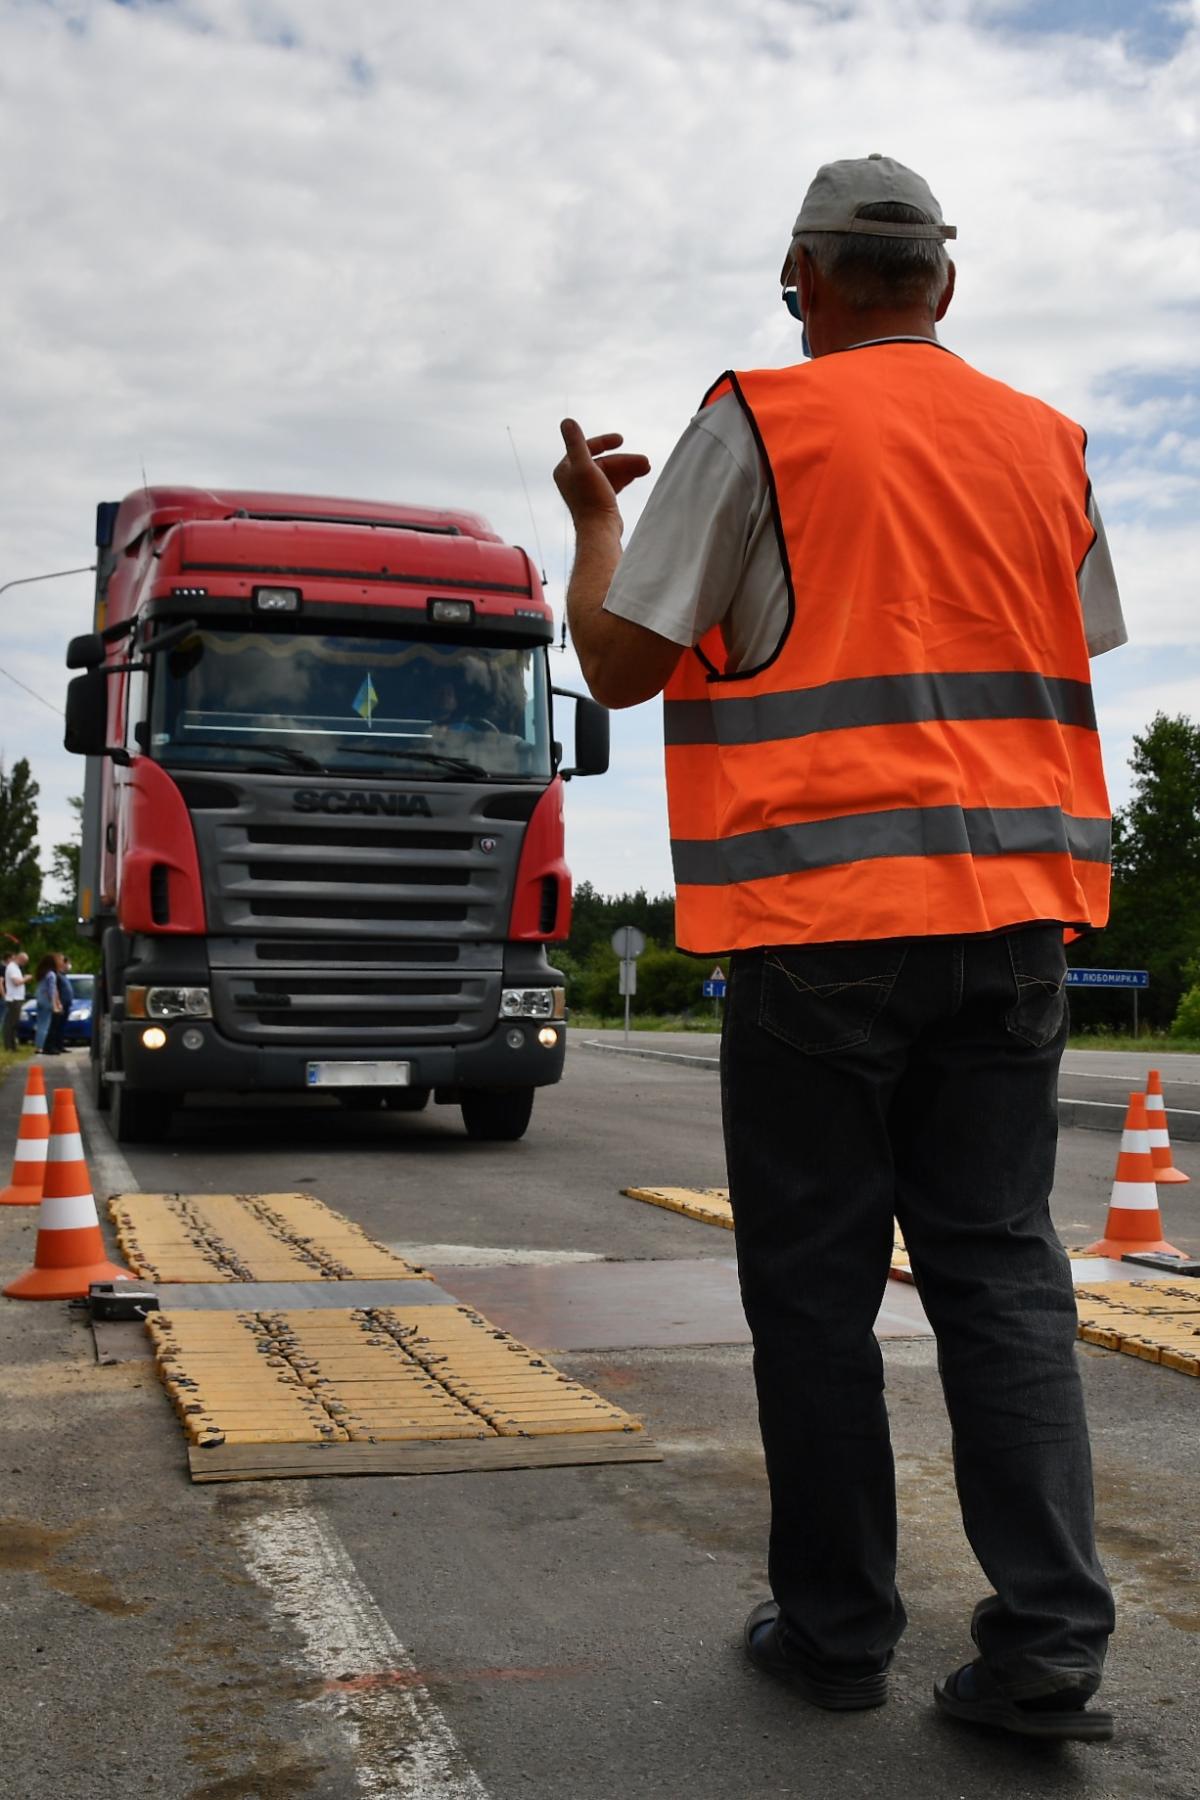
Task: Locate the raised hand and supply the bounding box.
[553,418,651,534]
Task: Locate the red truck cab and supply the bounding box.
[66,487,607,1143]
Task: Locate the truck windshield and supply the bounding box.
[148,626,552,779]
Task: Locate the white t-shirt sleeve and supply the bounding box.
[1078,489,1127,657]
[602,397,760,648]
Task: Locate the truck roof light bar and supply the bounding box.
[429,598,474,625]
[253,586,302,612]
[245,511,462,534]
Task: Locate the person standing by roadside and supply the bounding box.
[554,154,1122,1741]
[44,956,75,1055]
[33,953,64,1055]
[3,950,29,1051]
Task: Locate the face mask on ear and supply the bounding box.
[782,287,812,359]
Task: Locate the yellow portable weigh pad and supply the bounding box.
[145,1305,648,1477]
[625,1184,734,1229]
[1073,1283,1200,1377]
[626,1188,1199,1373]
[110,1192,432,1283]
[624,1185,914,1276]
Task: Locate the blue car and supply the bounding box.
[18,972,95,1048]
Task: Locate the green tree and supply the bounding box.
[565,881,676,963]
[47,795,84,909]
[0,757,41,924]
[1072,714,1200,1028]
[635,944,704,1014]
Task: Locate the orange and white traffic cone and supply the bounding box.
[3,1089,131,1300]
[1082,1091,1185,1260]
[0,1064,50,1206]
[1144,1070,1189,1186]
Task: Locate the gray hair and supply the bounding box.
[792,202,950,313]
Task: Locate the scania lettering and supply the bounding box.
[292,790,434,817]
[65,487,608,1145]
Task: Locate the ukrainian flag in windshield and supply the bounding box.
[353,673,379,726]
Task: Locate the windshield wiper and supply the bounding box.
[331,745,489,779]
[228,743,325,773]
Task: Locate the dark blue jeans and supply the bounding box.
[721,926,1114,1699]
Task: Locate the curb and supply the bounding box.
[582,1040,720,1073]
[1058,1097,1200,1141]
[580,1041,1200,1141]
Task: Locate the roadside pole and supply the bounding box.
[1065,967,1149,1038]
[702,965,726,1025]
[612,925,646,1047]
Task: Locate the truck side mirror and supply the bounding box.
[571,696,610,777]
[551,686,610,779]
[66,632,106,670]
[64,670,110,756]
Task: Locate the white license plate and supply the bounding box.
[306,1061,411,1088]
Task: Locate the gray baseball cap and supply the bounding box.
[782,153,955,280]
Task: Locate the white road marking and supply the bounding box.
[1062,1068,1200,1087]
[389,1243,604,1268]
[67,1068,139,1200]
[68,1063,490,1798]
[237,1504,490,1800]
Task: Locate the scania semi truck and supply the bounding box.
[64,486,608,1144]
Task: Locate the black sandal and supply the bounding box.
[934,1662,1113,1742]
[744,1601,889,1711]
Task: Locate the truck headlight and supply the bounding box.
[145,986,212,1019]
[499,987,565,1020]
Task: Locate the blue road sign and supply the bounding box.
[1065,969,1149,989]
[702,979,727,1000]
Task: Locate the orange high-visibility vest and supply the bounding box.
[664,344,1111,952]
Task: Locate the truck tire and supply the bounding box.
[91,929,130,1114]
[89,977,112,1112]
[460,1087,534,1142]
[111,1080,174,1145]
[386,1086,430,1113]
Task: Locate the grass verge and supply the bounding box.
[0,1046,35,1089]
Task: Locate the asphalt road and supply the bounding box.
[1,1044,1198,1800]
[581,1031,1200,1126]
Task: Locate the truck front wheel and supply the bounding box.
[111,1081,174,1145]
[459,1087,534,1142]
[90,984,112,1112]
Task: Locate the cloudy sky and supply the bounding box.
[2,0,1197,905]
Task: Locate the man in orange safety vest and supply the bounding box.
[554,153,1122,1742]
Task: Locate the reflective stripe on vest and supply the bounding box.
[663,347,1112,952]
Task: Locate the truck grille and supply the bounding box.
[195,790,521,943]
[214,970,491,1041]
[185,774,535,1047]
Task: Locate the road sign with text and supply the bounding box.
[1065,969,1149,989]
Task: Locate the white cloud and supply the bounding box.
[0,0,1197,895]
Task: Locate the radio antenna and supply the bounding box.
[506,426,547,587]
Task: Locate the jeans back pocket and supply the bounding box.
[759,941,908,1056]
[1005,927,1068,1047]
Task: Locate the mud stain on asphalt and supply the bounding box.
[325,1662,596,1693]
[167,1621,333,1798]
[0,1358,149,1395]
[1095,1508,1200,1635]
[0,1518,149,1615]
[608,1448,765,1555]
[186,1759,327,1799]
